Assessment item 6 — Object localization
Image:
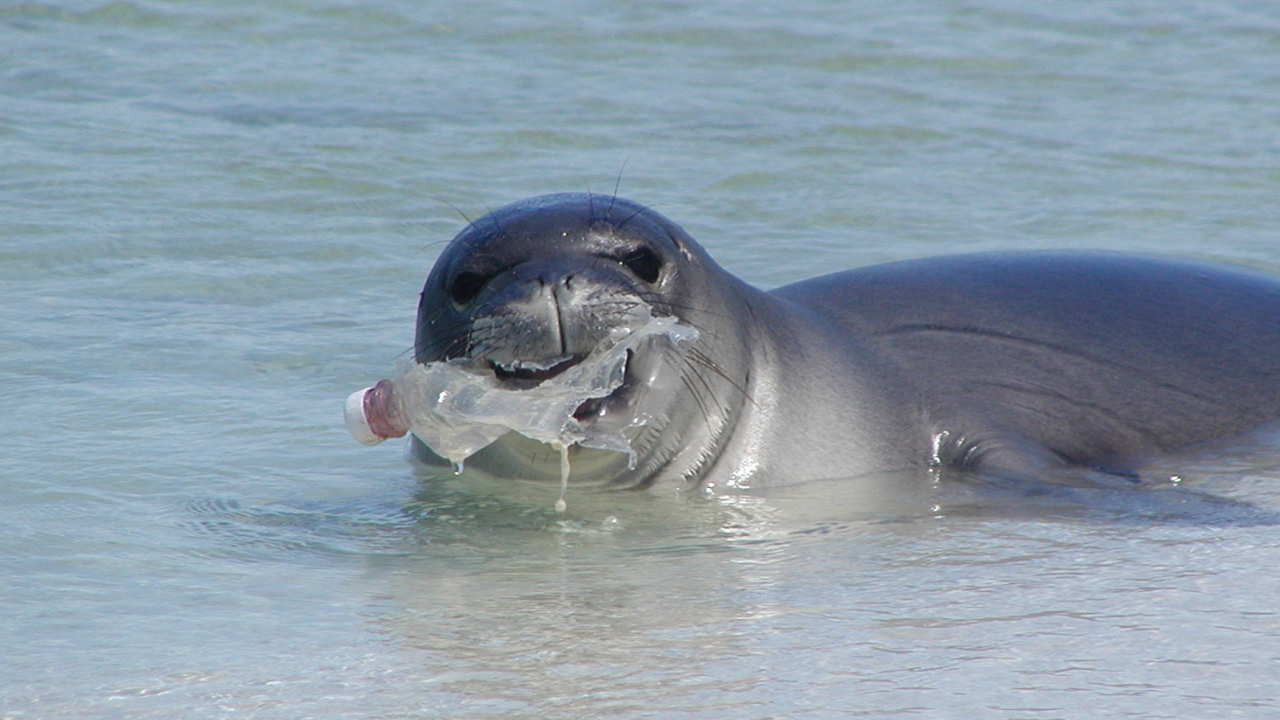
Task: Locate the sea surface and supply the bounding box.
[5,1,1280,718]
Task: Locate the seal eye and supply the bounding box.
[448,271,486,305]
[620,247,662,284]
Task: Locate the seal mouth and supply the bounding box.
[486,347,638,423]
[490,355,585,385]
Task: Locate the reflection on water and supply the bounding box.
[182,462,1280,718]
[187,454,1280,574]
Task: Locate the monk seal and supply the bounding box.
[410,192,1280,491]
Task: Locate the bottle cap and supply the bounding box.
[344,387,386,446]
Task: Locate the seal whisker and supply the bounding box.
[682,347,755,411]
[413,320,476,358]
[609,161,628,214]
[646,298,738,323]
[616,202,655,231]
[431,196,476,227]
[680,355,730,421]
[677,363,717,429]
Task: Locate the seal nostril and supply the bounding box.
[448,271,486,305]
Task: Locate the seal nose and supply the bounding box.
[465,258,647,367]
[533,268,588,325]
[464,264,574,364]
[549,271,580,302]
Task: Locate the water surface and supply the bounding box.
[5,1,1280,717]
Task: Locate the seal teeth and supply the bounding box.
[491,355,583,384]
[494,356,574,372]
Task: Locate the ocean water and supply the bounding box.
[5,1,1280,717]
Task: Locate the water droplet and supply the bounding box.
[554,441,571,513]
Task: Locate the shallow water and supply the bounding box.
[5,1,1280,717]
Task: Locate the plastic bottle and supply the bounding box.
[343,312,699,466]
[344,379,408,446]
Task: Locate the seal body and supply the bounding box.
[414,193,1280,489]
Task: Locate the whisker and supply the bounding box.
[413,321,476,359]
[678,365,715,428]
[610,161,628,210]
[431,195,475,227]
[687,347,755,407]
[683,354,733,419]
[617,201,655,231]
[646,298,739,324]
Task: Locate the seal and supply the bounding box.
[412,193,1280,490]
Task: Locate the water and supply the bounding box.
[5,0,1280,717]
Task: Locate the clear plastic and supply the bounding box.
[344,312,699,467]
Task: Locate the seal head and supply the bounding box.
[414,194,754,488]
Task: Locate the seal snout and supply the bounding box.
[462,258,654,392]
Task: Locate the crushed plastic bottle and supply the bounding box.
[344,311,699,471]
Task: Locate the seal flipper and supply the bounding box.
[931,423,1143,490]
[927,425,1280,525]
